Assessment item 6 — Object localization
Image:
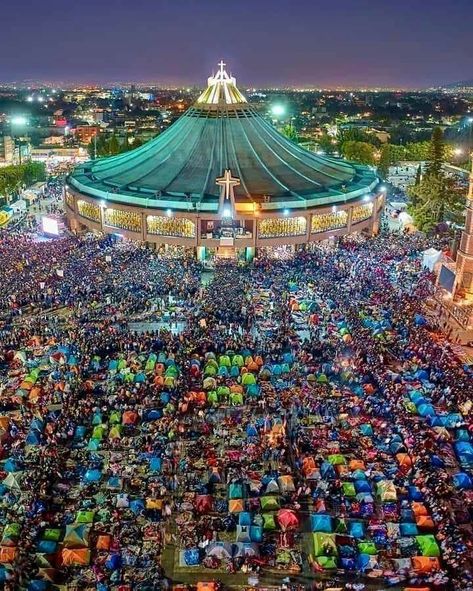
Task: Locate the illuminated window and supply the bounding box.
[104,208,142,232]
[77,200,100,222]
[147,216,196,238]
[352,203,374,224]
[259,216,307,238]
[311,211,348,234]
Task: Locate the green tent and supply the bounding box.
[145,354,157,371]
[204,365,217,377]
[219,355,231,367]
[92,425,106,440]
[109,411,121,424]
[43,528,61,542]
[358,541,377,555]
[262,513,277,530]
[241,373,256,385]
[416,535,440,557]
[207,391,218,404]
[217,385,230,397]
[260,496,280,511]
[230,392,243,405]
[75,510,95,524]
[312,533,338,557]
[1,523,20,545]
[316,556,337,569]
[232,354,244,367]
[342,482,356,497]
[327,454,346,466]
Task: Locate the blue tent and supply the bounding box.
[130,499,145,514]
[26,431,41,445]
[310,514,332,533]
[355,480,371,493]
[184,548,200,566]
[228,483,244,499]
[84,469,102,483]
[417,403,436,417]
[106,553,122,570]
[238,512,251,526]
[150,457,162,472]
[400,522,419,536]
[250,525,263,542]
[74,425,87,440]
[453,472,472,490]
[347,521,364,538]
[408,486,423,501]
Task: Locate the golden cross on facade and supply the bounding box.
[216,169,240,200]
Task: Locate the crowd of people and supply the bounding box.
[0,216,471,591]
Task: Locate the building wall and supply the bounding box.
[65,186,384,253]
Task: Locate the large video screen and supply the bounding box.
[42,216,59,236]
[438,265,456,293]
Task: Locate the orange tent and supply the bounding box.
[349,459,365,470]
[0,546,17,563]
[412,556,440,573]
[230,385,243,394]
[412,502,429,517]
[154,363,165,375]
[302,457,316,476]
[61,548,91,566]
[0,417,9,430]
[228,499,244,513]
[153,375,164,386]
[416,516,435,530]
[96,535,111,550]
[146,498,163,510]
[197,583,217,591]
[29,387,42,403]
[254,355,264,366]
[122,410,138,425]
[396,453,413,469]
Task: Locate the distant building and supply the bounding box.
[73,126,100,145]
[0,136,15,164]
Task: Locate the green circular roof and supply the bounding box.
[69,66,378,212]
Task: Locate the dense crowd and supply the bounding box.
[0,222,471,591]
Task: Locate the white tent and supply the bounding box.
[422,248,442,271]
[398,211,414,228]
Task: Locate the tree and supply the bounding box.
[414,165,422,187]
[340,141,375,165]
[407,128,464,232]
[317,133,337,154]
[108,135,120,156]
[377,144,408,177]
[425,127,444,177]
[281,124,298,143]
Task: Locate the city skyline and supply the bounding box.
[0,0,471,88]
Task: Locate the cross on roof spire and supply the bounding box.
[216,169,240,200]
[218,60,226,76]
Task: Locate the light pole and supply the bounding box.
[10,116,29,165]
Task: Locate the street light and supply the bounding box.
[271,104,285,118]
[11,116,29,164]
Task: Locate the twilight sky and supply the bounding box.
[1,0,471,88]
